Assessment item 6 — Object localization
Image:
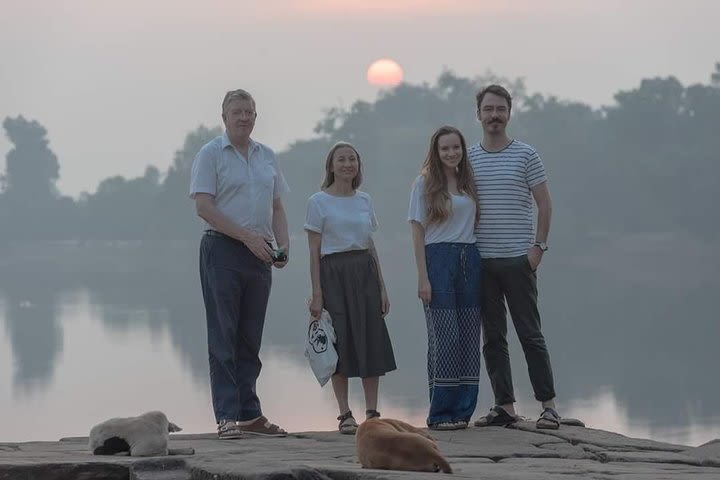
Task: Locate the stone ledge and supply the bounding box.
[2,422,719,479]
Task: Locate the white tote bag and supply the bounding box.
[304,310,338,386]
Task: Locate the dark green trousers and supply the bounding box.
[480,255,556,405]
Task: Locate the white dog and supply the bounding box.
[89,411,182,457]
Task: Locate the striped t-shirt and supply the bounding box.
[468,140,547,258]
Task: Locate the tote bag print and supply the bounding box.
[305,310,338,386]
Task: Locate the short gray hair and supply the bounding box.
[222,89,255,114]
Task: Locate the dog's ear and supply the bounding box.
[168,422,182,433]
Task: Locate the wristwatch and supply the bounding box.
[533,242,549,252]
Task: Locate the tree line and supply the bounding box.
[1,64,719,244]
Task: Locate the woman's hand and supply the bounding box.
[381,288,390,317]
[418,276,432,305]
[309,292,323,320]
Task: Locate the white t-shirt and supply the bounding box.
[407,175,477,245]
[304,190,379,256]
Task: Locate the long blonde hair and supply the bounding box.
[420,126,479,225]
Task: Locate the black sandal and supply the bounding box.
[366,409,381,419]
[337,410,358,435]
[536,407,561,430]
[473,406,518,427]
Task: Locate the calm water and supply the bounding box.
[1,235,718,445]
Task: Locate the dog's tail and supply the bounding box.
[434,454,453,474]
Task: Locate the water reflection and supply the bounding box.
[84,272,209,383]
[0,237,718,446]
[1,275,65,394]
[563,390,720,448]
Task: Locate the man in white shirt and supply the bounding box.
[468,85,561,430]
[190,89,290,439]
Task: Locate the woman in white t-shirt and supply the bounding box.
[305,141,396,435]
[408,125,482,431]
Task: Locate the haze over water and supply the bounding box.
[1,233,718,444]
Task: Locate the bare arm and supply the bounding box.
[307,230,323,319]
[528,182,552,269]
[368,237,387,293]
[194,193,273,263]
[531,182,552,243]
[272,197,290,268]
[410,221,431,304]
[368,237,390,316]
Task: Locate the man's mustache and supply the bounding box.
[489,118,504,124]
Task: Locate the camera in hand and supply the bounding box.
[272,249,287,263]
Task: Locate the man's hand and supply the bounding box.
[527,246,543,271]
[272,245,288,269]
[418,276,432,305]
[245,233,274,263]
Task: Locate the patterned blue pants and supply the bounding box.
[424,242,482,426]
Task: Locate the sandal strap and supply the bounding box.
[366,409,381,419]
[337,410,354,422]
[541,407,560,421]
[267,421,285,432]
[340,417,357,426]
[218,421,243,434]
[474,406,518,427]
[337,411,358,432]
[485,406,503,421]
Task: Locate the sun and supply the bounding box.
[367,58,404,87]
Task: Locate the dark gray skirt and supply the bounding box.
[320,249,396,378]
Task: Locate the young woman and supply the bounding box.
[408,125,482,430]
[305,141,397,435]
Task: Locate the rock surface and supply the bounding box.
[1,421,719,479]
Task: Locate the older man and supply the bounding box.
[190,89,290,439]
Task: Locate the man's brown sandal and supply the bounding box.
[238,416,287,437]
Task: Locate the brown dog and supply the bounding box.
[356,418,452,473]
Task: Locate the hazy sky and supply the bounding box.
[1,0,718,196]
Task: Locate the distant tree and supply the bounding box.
[2,116,60,201]
[151,125,222,239]
[0,116,77,240]
[4,64,720,243]
[162,124,222,196]
[598,71,720,235]
[77,166,162,240]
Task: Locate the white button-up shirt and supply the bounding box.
[190,133,290,240]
